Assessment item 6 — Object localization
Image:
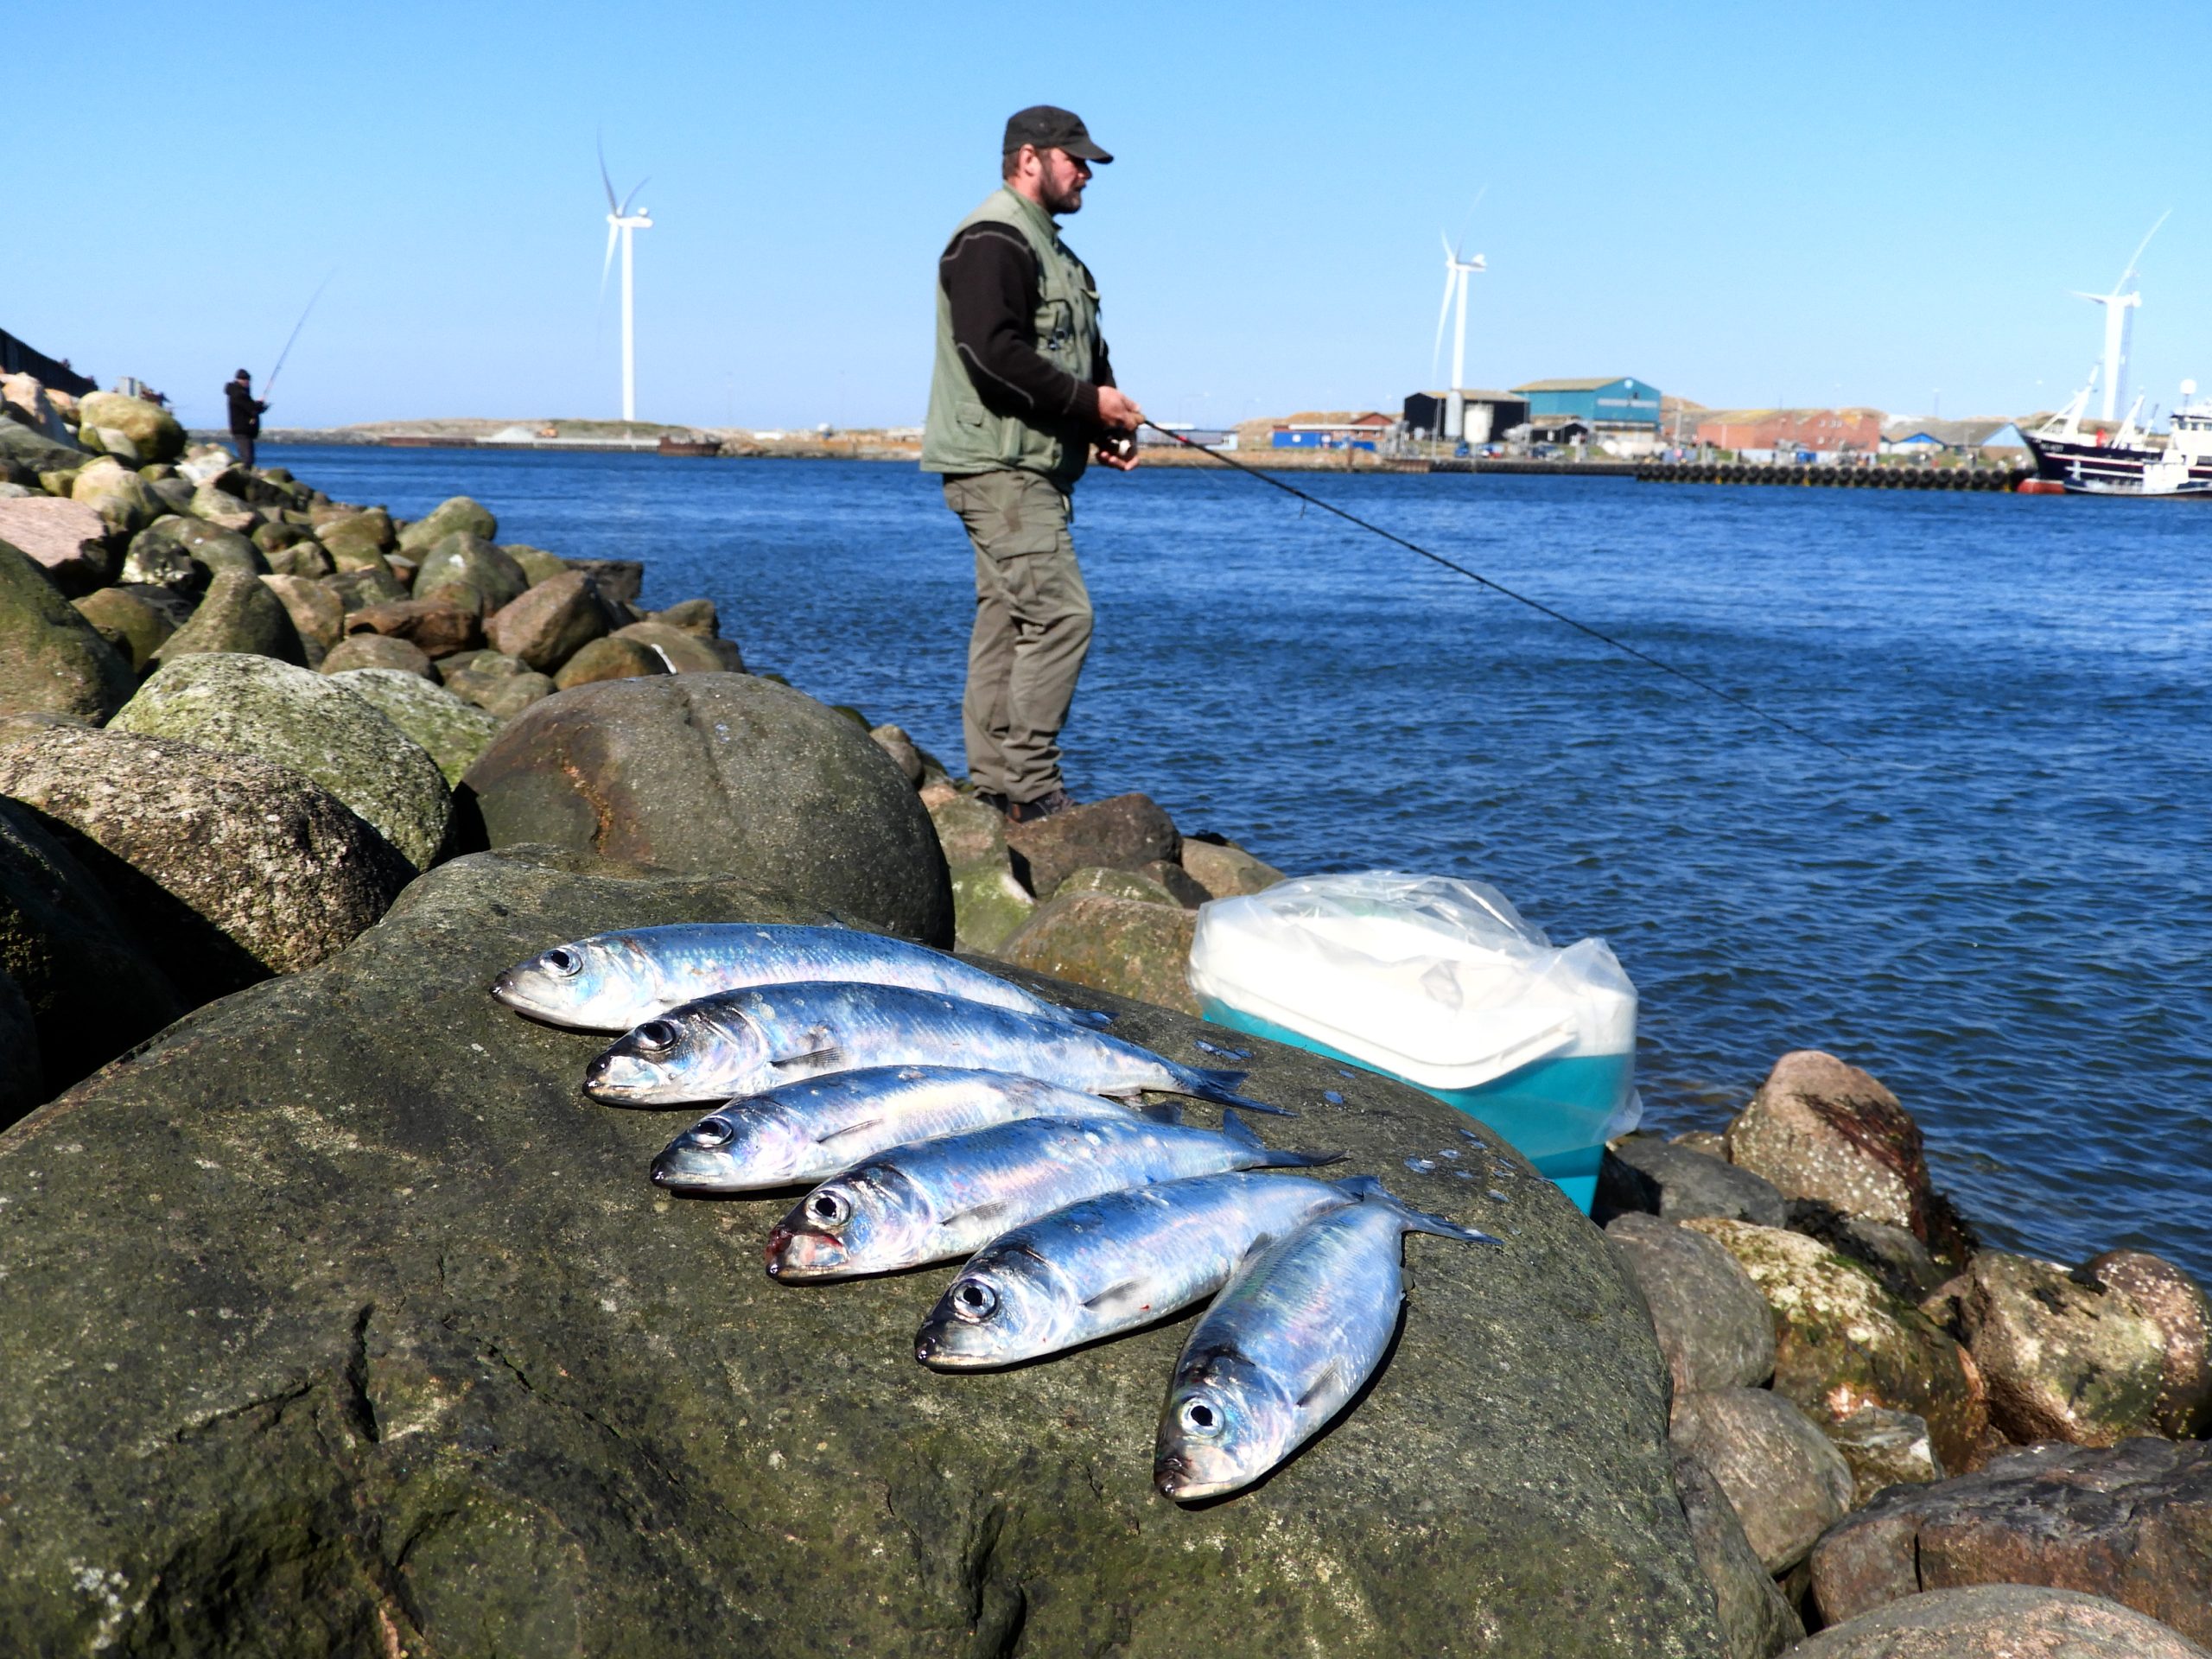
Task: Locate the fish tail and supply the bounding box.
[1219,1108,1342,1167]
[1065,1007,1116,1028]
[1175,1066,1294,1117]
[1340,1176,1503,1246]
[1258,1145,1347,1170]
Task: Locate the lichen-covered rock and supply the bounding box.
[1004,791,1180,900]
[1933,1249,2167,1446]
[1136,857,1211,907]
[998,891,1201,1014]
[1670,1387,1853,1573]
[1671,1453,1803,1659]
[329,669,503,789]
[164,518,266,579]
[505,543,568,586]
[612,619,747,674]
[929,791,1007,868]
[318,632,435,679]
[315,507,396,569]
[1606,1213,1776,1395]
[1685,1218,1987,1473]
[463,674,952,945]
[327,560,408,613]
[395,493,498,553]
[950,856,1037,953]
[0,540,137,721]
[439,649,551,715]
[69,586,173,673]
[187,483,259,528]
[0,717,410,993]
[552,632,664,690]
[1792,1585,2209,1659]
[1599,1134,1789,1227]
[2082,1249,2212,1437]
[1808,1440,2212,1645]
[411,531,526,613]
[0,845,1725,1658]
[0,497,114,594]
[1783,1199,1945,1300]
[150,569,304,667]
[652,595,720,633]
[110,654,453,872]
[1723,1052,1958,1258]
[1056,864,1182,906]
[1181,835,1285,899]
[264,538,334,579]
[1827,1406,1943,1505]
[73,391,184,465]
[68,457,164,535]
[258,574,346,665]
[0,798,182,1114]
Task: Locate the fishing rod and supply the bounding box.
[1137,421,1853,760]
[263,270,336,397]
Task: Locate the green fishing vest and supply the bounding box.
[921,186,1100,487]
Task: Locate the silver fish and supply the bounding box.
[915,1172,1362,1370]
[1154,1179,1499,1502]
[584,981,1283,1113]
[765,1109,1340,1281]
[650,1066,1143,1194]
[491,923,1109,1032]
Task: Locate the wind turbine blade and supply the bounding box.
[600,221,620,307]
[598,135,619,213]
[2113,208,2171,292]
[1453,185,1488,257]
[1433,267,1455,379]
[621,176,652,217]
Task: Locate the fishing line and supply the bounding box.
[1138,422,1853,760]
[264,270,337,396]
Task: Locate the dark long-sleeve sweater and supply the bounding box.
[938,221,1115,434]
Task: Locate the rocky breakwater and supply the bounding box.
[1595,1050,2212,1657]
[0,858,1729,1655]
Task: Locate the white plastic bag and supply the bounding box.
[1187,872,1637,1094]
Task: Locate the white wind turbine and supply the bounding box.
[2073,210,2169,423]
[1431,226,1487,441]
[599,143,653,423]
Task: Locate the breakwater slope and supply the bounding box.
[283,446,2212,1283]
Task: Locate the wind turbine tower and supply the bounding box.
[1432,233,1487,441]
[599,145,654,423]
[2074,211,2169,423]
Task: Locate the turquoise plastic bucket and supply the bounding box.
[1199,998,1631,1213]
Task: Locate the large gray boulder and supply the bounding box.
[1606,1213,1776,1395]
[395,494,498,554]
[74,391,185,465]
[0,798,183,1116]
[0,717,412,994]
[330,668,503,788]
[1672,1453,1802,1659]
[2082,1249,2212,1436]
[485,569,611,671]
[1791,1585,2209,1659]
[462,674,954,945]
[1808,1438,2212,1643]
[70,586,174,674]
[0,540,137,721]
[110,654,454,873]
[0,846,1724,1657]
[1598,1135,1787,1228]
[151,568,305,667]
[1004,791,1180,900]
[1670,1387,1854,1573]
[414,531,527,613]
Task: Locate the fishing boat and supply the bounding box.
[658,431,723,457]
[2023,379,2212,497]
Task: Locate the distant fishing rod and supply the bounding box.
[263,270,336,397]
[1137,422,1853,760]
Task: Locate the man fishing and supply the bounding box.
[921,105,1146,824]
[225,369,269,470]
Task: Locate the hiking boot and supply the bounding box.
[1007,787,1077,824]
[971,790,1012,817]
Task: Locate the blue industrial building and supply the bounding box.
[1512,377,1662,429]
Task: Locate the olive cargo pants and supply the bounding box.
[944,470,1093,804]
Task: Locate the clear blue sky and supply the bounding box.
[15,2,2211,433]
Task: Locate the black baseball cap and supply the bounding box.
[1002,105,1112,164]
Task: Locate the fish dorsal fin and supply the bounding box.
[1138,1101,1183,1126]
[1219,1109,1260,1148]
[1081,1279,1149,1313]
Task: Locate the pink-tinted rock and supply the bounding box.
[485,570,612,672]
[2084,1249,2212,1438]
[1669,1386,1853,1573]
[0,496,114,594]
[1791,1585,2209,1659]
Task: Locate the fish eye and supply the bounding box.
[1179,1396,1226,1437]
[632,1020,678,1055]
[950,1280,999,1323]
[806,1191,849,1226]
[543,947,581,978]
[690,1116,734,1147]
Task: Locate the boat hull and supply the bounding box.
[2024,434,2212,497]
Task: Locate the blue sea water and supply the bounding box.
[276,445,2212,1280]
